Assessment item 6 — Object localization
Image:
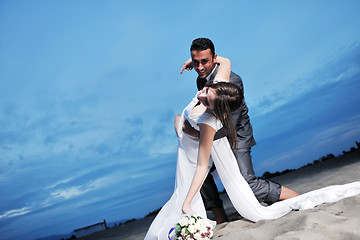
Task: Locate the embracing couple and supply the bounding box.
[145,38,360,240]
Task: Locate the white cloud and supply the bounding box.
[45,177,76,190]
[314,120,360,149]
[249,43,360,117]
[258,117,360,172]
[51,186,91,200]
[148,138,177,158]
[87,175,118,189]
[0,207,32,220]
[259,147,305,170]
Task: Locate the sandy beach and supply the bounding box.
[79,150,360,240]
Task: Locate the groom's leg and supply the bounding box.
[200,168,228,224]
[233,148,282,205]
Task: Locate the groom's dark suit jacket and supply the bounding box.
[197,67,256,149]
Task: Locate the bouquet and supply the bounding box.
[169,215,215,240]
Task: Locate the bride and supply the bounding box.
[144,57,360,240]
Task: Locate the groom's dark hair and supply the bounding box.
[190,38,215,57]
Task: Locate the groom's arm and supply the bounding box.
[174,114,200,138]
[183,120,200,138]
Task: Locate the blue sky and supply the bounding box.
[1,1,360,239]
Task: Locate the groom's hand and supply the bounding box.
[183,120,200,138]
[174,115,200,138]
[180,58,193,74]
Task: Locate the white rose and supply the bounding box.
[179,216,189,227]
[193,232,202,240]
[189,217,196,225]
[181,227,187,236]
[196,218,207,226]
[187,224,197,234]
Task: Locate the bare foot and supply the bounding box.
[211,207,228,224]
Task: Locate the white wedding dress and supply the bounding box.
[145,96,360,240]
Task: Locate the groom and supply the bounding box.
[178,38,298,224]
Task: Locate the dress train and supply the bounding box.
[145,97,360,240]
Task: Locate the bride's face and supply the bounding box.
[197,87,217,109]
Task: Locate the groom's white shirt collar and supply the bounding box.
[206,65,218,81]
[206,65,225,83]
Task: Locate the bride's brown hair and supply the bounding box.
[207,82,243,149]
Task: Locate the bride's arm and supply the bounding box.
[213,56,231,82]
[180,56,231,81]
[182,123,216,214]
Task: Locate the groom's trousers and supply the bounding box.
[200,147,282,210]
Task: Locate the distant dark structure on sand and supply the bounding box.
[73,220,108,238]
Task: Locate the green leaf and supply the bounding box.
[175,224,181,232]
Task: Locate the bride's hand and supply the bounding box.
[180,58,193,74]
[182,203,194,215]
[174,114,181,137]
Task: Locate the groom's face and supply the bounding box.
[191,49,217,78]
